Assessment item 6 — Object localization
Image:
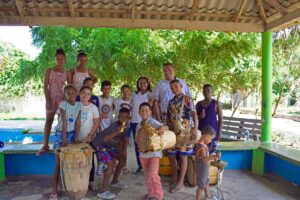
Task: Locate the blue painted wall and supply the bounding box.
[264,153,300,186]
[5,153,55,175]
[221,150,253,170]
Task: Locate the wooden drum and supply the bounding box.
[59,143,94,199]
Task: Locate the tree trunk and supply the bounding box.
[231,89,254,117]
[272,84,285,117]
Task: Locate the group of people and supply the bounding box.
[40,49,223,200]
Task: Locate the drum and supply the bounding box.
[159,156,173,176]
[186,155,196,186]
[209,165,219,185]
[59,143,94,199]
[176,130,201,147]
[136,123,176,152]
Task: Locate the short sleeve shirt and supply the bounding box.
[130,91,152,123]
[167,94,195,122]
[55,101,82,132]
[114,98,132,121]
[76,95,100,107]
[98,96,115,130]
[79,103,100,140]
[92,121,130,148]
[153,78,191,113]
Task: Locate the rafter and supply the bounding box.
[14,0,24,17]
[68,0,75,17]
[264,0,288,16]
[256,0,268,24]
[189,0,199,21]
[234,0,246,22]
[131,0,136,20]
[266,8,300,31]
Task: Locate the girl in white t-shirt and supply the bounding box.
[130,76,153,174]
[114,84,132,121]
[78,86,100,191]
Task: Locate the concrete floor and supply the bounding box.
[0,170,299,200]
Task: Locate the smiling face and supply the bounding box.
[84,80,94,90]
[202,134,215,145]
[139,105,151,120]
[79,88,92,104]
[138,78,148,92]
[78,55,87,67]
[163,64,175,80]
[101,85,111,97]
[55,54,65,67]
[118,111,130,125]
[122,87,131,100]
[65,87,77,104]
[170,81,182,97]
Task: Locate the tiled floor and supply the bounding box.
[0,170,299,200]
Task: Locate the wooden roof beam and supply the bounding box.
[189,0,199,21]
[264,0,288,16]
[131,0,136,20]
[266,8,300,31]
[234,0,246,22]
[256,0,268,24]
[14,0,24,17]
[68,0,75,17]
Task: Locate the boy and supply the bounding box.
[167,79,198,193]
[98,80,115,131]
[196,84,223,154]
[195,125,221,200]
[92,108,130,199]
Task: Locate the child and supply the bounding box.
[92,108,131,199]
[114,84,132,121]
[38,48,68,155]
[98,80,115,131]
[167,79,198,193]
[50,85,82,200]
[135,102,165,200]
[131,76,153,174]
[68,51,97,93]
[78,86,100,190]
[196,84,223,154]
[195,125,221,200]
[76,77,99,107]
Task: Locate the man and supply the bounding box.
[196,84,223,154]
[153,63,191,124]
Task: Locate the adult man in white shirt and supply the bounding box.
[153,63,191,124]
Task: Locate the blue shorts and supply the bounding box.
[53,130,75,149]
[208,137,218,154]
[167,146,194,157]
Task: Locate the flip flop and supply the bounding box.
[170,185,185,193]
[36,147,49,156]
[122,167,130,175]
[49,193,57,200]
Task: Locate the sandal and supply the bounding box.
[49,193,57,200]
[36,146,49,156]
[122,166,130,175]
[141,194,149,200]
[170,185,185,193]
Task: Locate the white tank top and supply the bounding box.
[73,68,89,93]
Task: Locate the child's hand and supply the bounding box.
[100,113,108,119]
[190,128,198,140]
[73,139,79,144]
[158,126,165,135]
[83,134,93,143]
[216,151,221,159]
[199,108,205,119]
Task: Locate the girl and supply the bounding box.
[50,85,82,200]
[114,84,132,121]
[37,48,68,155]
[78,86,100,191]
[135,102,165,200]
[195,125,221,200]
[130,77,153,174]
[68,51,97,93]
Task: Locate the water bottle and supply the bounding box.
[244,129,250,142]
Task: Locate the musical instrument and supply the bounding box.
[159,156,172,176]
[136,123,176,152]
[58,143,94,199]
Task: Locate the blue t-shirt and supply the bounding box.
[55,101,82,132]
[76,95,99,107]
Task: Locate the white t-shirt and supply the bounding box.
[98,96,115,130]
[79,103,99,141]
[114,98,132,121]
[153,78,191,113]
[130,91,152,123]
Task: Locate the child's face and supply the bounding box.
[65,88,77,104]
[101,85,111,96]
[78,56,87,66]
[203,87,212,99]
[118,112,130,124]
[122,87,131,99]
[55,54,65,66]
[84,80,94,90]
[170,82,182,96]
[139,106,151,120]
[80,88,92,103]
[138,79,148,92]
[203,134,214,145]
